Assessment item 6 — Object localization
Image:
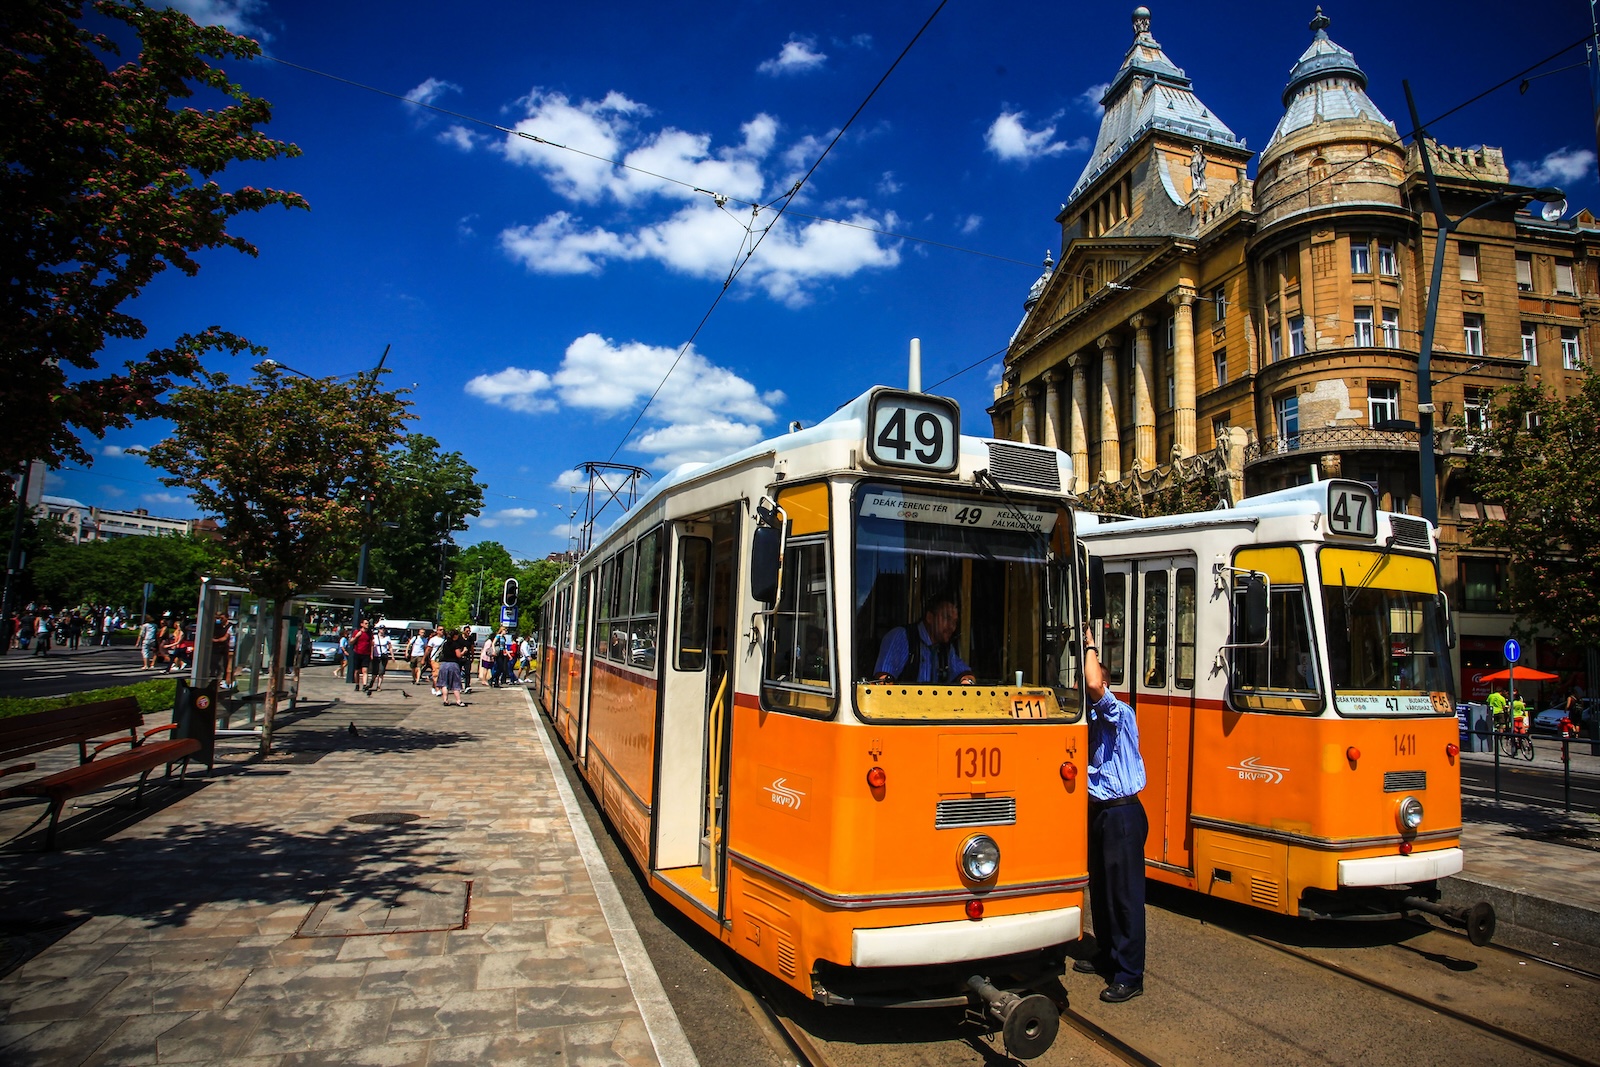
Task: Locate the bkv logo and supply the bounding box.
[767,777,806,810]
[1229,756,1288,784]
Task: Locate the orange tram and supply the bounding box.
[1077,479,1494,943]
[537,387,1089,1058]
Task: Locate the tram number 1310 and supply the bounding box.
[954,746,1002,780]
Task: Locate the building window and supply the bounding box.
[1213,349,1227,387]
[1213,414,1230,443]
[1458,242,1479,283]
[1368,381,1399,425]
[1521,322,1537,363]
[1167,367,1176,409]
[1166,316,1175,351]
[1350,238,1370,274]
[1378,241,1398,277]
[1289,316,1305,356]
[1353,306,1374,347]
[1213,286,1227,322]
[1274,393,1300,449]
[1464,386,1494,436]
[1269,323,1282,362]
[1556,258,1576,295]
[1562,326,1583,369]
[1381,307,1400,348]
[1283,248,1300,288]
[1463,313,1484,356]
[1461,558,1507,613]
[1516,253,1533,291]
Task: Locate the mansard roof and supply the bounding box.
[1069,6,1245,205]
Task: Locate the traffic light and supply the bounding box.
[503,578,519,608]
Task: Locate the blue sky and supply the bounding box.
[55,0,1599,561]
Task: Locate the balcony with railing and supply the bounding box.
[1244,423,1421,465]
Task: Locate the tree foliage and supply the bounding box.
[1462,369,1600,652]
[146,365,411,751]
[1,0,306,485]
[361,434,484,620]
[30,530,218,614]
[437,543,567,634]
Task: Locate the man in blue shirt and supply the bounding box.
[874,596,976,685]
[1072,644,1148,1003]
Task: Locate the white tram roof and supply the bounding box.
[584,387,1074,548]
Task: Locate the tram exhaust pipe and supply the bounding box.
[1403,895,1496,946]
[966,975,1059,1060]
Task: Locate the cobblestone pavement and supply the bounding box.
[0,672,697,1067]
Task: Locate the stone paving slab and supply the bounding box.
[0,673,695,1066]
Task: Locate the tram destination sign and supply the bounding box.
[859,490,1057,534]
[865,389,960,473]
[1334,693,1437,716]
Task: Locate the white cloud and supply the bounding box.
[1079,82,1110,115]
[478,507,541,528]
[143,492,189,510]
[406,77,461,108]
[552,470,587,490]
[438,125,478,151]
[157,0,267,37]
[758,37,827,76]
[1510,146,1596,188]
[958,214,982,235]
[984,110,1086,164]
[464,333,784,468]
[497,89,649,204]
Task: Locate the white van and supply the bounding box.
[464,624,493,646]
[375,619,434,638]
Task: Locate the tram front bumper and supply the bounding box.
[851,906,1080,968]
[1337,847,1462,887]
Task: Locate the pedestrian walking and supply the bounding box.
[138,614,158,669]
[1074,643,1148,1004]
[349,619,374,689]
[367,627,392,693]
[436,627,468,706]
[32,612,52,656]
[407,628,427,685]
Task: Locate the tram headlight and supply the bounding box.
[1397,795,1424,832]
[960,834,1001,882]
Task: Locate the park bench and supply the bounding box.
[0,697,200,849]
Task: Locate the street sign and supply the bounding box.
[1503,638,1521,664]
[143,582,154,600]
[500,606,519,626]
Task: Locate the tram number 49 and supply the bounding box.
[954,746,1002,780]
[1394,733,1416,757]
[875,407,945,466]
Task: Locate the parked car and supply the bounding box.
[1532,707,1574,735]
[308,636,344,666]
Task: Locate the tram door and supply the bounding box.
[1121,557,1199,876]
[653,508,739,920]
[572,571,596,759]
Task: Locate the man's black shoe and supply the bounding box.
[1099,982,1143,1004]
[1072,957,1103,975]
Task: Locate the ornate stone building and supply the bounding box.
[992,7,1600,696]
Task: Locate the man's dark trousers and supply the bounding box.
[1088,798,1149,986]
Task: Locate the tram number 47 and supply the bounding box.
[955,746,1002,779]
[1394,733,1416,756]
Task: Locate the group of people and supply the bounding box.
[326,620,537,708]
[875,597,1149,1005]
[135,613,196,673]
[0,605,126,655]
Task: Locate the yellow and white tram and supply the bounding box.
[537,387,1089,1057]
[1078,479,1493,941]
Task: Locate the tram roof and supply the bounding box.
[1077,480,1425,539]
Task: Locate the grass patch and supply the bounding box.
[0,679,179,721]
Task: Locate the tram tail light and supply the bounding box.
[1446,743,1459,759]
[1399,841,1413,855]
[1060,761,1078,781]
[965,899,984,920]
[1346,746,1361,763]
[866,766,887,789]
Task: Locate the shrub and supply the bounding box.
[0,679,179,721]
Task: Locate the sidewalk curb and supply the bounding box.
[1442,872,1600,957]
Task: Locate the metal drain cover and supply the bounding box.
[297,878,471,937]
[349,811,421,825]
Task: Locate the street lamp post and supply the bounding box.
[1404,82,1565,528]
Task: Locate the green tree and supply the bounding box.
[439,541,516,629]
[31,530,218,615]
[1,0,306,489]
[361,435,484,620]
[1462,369,1600,652]
[146,365,411,752]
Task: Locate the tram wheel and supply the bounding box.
[1002,993,1060,1060]
[1465,901,1497,947]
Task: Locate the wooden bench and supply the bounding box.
[0,697,200,849]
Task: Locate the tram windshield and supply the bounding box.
[1319,547,1452,715]
[851,482,1079,722]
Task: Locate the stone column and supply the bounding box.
[1018,382,1038,444]
[1169,287,1197,457]
[1042,369,1064,450]
[1130,312,1155,471]
[1069,355,1089,494]
[1097,334,1121,482]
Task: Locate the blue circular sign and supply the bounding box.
[1504,638,1521,664]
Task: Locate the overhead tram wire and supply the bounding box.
[601,0,951,464]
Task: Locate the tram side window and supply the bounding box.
[675,537,711,671]
[763,536,834,711]
[628,528,662,670]
[1232,583,1319,704]
[1102,572,1127,686]
[1176,568,1196,689]
[576,573,591,656]
[1142,571,1168,687]
[597,558,616,662]
[611,546,635,662]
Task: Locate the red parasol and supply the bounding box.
[1478,667,1559,683]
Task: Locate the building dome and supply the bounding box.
[1264,7,1393,151]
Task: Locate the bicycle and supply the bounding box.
[1495,716,1535,760]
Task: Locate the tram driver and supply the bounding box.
[873,595,976,685]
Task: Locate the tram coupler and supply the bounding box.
[1403,895,1496,946]
[965,975,1060,1060]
